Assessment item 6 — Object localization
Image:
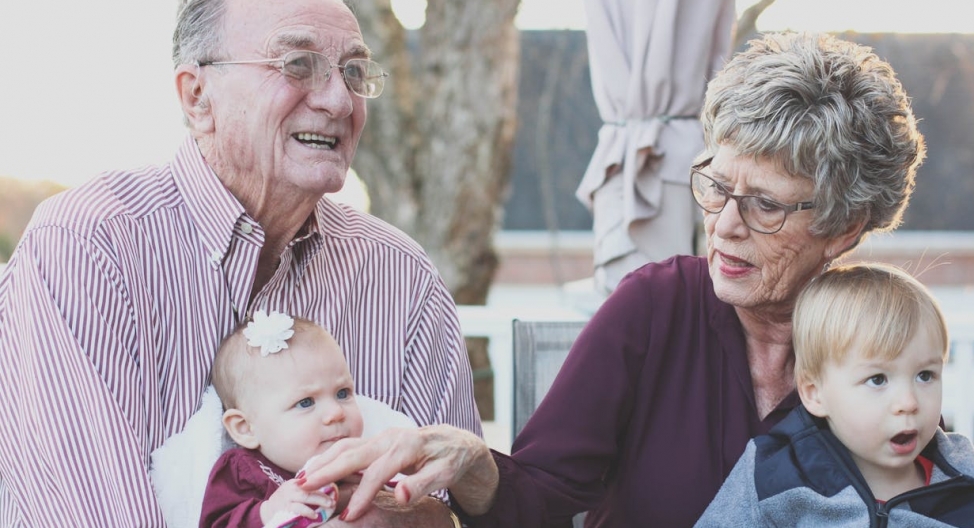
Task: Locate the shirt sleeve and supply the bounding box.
[463,269,661,526]
[199,451,267,528]
[0,225,165,526]
[399,274,483,437]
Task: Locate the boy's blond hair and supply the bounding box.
[793,263,949,384]
[212,316,325,409]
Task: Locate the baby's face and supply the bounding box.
[241,328,364,474]
[806,326,944,492]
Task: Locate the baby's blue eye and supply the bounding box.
[296,397,314,408]
[917,371,935,382]
[337,388,350,400]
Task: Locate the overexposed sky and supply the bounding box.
[1,0,969,187]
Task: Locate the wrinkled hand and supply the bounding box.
[261,479,337,526]
[298,424,498,521]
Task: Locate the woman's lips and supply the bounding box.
[717,251,754,277]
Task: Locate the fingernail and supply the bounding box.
[295,477,306,486]
[296,470,306,479]
[339,508,349,521]
[402,487,411,503]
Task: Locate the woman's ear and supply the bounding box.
[797,375,829,418]
[824,217,868,262]
[175,64,214,133]
[222,408,260,449]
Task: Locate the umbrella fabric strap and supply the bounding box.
[605,115,697,126]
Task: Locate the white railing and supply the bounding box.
[459,285,974,452]
[943,309,974,440]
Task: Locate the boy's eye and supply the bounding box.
[337,388,350,400]
[865,374,887,387]
[296,397,315,409]
[917,370,935,382]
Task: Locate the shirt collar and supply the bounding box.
[172,136,252,267]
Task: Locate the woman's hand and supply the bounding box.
[297,424,499,521]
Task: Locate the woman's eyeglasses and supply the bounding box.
[689,158,815,235]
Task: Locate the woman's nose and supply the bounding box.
[712,197,750,240]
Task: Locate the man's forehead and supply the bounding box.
[224,0,367,55]
[269,31,371,58]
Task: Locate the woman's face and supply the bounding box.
[702,145,849,313]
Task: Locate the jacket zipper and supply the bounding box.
[874,476,974,526]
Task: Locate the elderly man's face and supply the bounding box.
[201,0,368,198]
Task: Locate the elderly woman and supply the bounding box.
[300,32,926,527]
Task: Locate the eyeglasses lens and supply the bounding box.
[281,51,385,98]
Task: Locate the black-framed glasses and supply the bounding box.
[199,50,388,98]
[690,158,816,234]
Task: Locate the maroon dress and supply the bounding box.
[199,448,294,528]
[463,256,799,528]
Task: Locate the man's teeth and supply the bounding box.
[295,133,337,149]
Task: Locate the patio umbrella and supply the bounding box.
[576,0,735,292]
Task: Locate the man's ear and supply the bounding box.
[223,408,260,449]
[797,375,829,418]
[175,64,214,133]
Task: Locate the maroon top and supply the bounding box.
[465,256,799,528]
[199,448,294,528]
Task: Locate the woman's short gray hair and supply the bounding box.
[701,32,926,242]
[172,0,227,67]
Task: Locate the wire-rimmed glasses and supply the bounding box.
[199,50,389,98]
[689,158,816,235]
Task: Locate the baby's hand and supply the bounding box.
[260,479,338,527]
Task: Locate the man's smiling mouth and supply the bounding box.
[295,132,338,150]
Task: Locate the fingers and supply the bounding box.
[309,424,490,522]
[340,426,469,521]
[300,435,390,489]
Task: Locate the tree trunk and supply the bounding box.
[352,0,521,306]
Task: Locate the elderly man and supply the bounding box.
[0,0,478,526]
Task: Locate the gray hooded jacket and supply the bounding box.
[694,406,974,527]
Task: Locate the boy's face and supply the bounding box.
[800,326,944,490]
[234,328,364,474]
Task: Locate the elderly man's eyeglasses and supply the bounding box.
[199,50,389,99]
[689,159,816,235]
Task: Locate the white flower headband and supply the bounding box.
[242,310,295,356]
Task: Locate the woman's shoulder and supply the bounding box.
[614,255,716,305]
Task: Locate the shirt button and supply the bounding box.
[240,223,253,234]
[210,250,222,263]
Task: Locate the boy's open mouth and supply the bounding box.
[891,431,917,445]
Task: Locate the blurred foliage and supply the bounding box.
[0,176,66,262]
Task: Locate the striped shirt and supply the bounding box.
[0,137,481,527]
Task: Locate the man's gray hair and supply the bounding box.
[701,32,926,242]
[172,0,227,67]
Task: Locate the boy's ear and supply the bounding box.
[797,375,829,418]
[223,408,260,449]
